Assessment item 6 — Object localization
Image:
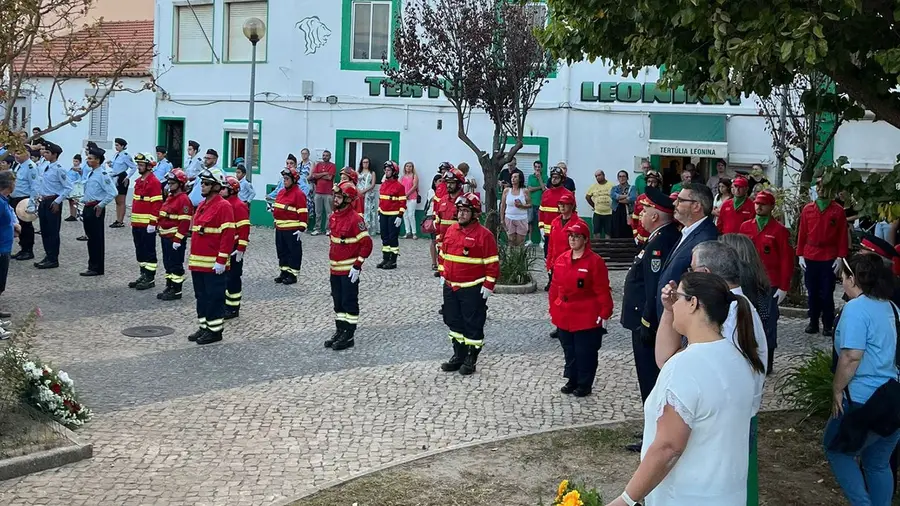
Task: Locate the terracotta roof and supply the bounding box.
[16,20,155,78]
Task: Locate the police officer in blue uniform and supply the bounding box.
[154,145,173,194]
[78,146,118,276]
[108,137,137,228]
[185,140,205,207]
[35,142,73,269]
[9,148,39,260]
[620,187,681,452]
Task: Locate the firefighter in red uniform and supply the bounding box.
[546,192,589,338]
[433,162,452,209]
[796,180,848,336]
[222,176,250,319]
[272,166,309,285]
[129,153,163,290]
[377,160,406,270]
[340,167,364,216]
[631,170,662,245]
[187,168,235,345]
[550,220,613,397]
[434,168,465,277]
[539,166,575,289]
[717,176,754,234]
[157,169,194,301]
[439,192,499,375]
[739,190,794,372]
[324,182,374,351]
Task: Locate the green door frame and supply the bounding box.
[156,116,186,167]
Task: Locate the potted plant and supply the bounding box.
[495,244,540,294]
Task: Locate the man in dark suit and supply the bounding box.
[655,183,719,319]
[621,188,681,452]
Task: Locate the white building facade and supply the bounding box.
[152,0,900,226]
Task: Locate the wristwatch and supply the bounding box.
[621,491,643,506]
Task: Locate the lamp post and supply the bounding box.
[242,17,266,183]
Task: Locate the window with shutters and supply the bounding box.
[88,99,109,141]
[174,4,215,63]
[224,1,268,62]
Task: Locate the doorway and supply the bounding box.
[157,118,185,168]
[344,139,392,183]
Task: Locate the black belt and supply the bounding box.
[84,201,100,207]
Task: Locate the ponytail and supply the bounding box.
[731,293,765,375]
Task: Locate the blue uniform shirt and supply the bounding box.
[39,161,74,204]
[267,179,284,200]
[238,178,256,202]
[185,155,203,179]
[188,165,221,207]
[0,194,13,254]
[11,159,39,199]
[81,166,119,208]
[109,150,137,178]
[66,166,82,184]
[154,158,173,181]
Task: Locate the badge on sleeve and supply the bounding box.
[358,221,366,231]
[651,258,662,273]
[183,206,190,214]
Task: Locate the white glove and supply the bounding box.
[833,258,843,275]
[481,286,492,299]
[213,262,226,275]
[146,225,156,234]
[232,250,244,263]
[798,256,807,271]
[394,217,402,228]
[439,276,445,287]
[539,229,545,240]
[293,230,302,241]
[349,266,360,284]
[597,317,608,329]
[774,289,787,304]
[172,242,181,251]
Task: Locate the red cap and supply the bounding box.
[733,177,749,188]
[565,221,590,238]
[753,191,776,206]
[558,193,575,206]
[669,192,679,201]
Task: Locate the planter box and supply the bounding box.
[0,420,92,481]
[494,281,537,294]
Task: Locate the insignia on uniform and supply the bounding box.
[358,221,366,231]
[651,258,662,273]
[463,247,470,256]
[183,206,190,214]
[830,219,836,226]
[763,245,771,255]
[652,250,661,256]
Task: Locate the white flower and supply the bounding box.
[57,371,73,387]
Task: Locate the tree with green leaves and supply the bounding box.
[541,0,900,130]
[384,0,555,236]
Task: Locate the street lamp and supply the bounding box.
[242,17,266,183]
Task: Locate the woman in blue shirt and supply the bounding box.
[826,253,900,506]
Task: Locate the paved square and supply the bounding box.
[0,220,829,505]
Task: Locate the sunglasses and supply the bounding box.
[200,181,214,186]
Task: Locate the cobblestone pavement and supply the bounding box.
[0,220,831,505]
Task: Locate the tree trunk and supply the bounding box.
[478,155,501,237]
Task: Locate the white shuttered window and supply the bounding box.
[89,100,109,140]
[175,4,214,63]
[225,1,268,62]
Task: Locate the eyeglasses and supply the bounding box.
[687,265,707,273]
[674,291,693,302]
[200,181,214,187]
[675,197,697,204]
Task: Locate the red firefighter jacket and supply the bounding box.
[434,191,461,245]
[226,194,250,253]
[158,192,193,244]
[273,184,309,231]
[796,201,849,261]
[717,197,755,235]
[439,222,500,291]
[740,217,794,291]
[433,181,447,208]
[538,186,574,235]
[546,213,589,272]
[131,173,163,228]
[328,205,373,274]
[378,178,407,217]
[631,194,650,244]
[549,249,614,332]
[189,195,235,272]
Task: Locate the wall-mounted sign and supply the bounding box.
[649,140,728,158]
[365,77,446,98]
[581,82,742,106]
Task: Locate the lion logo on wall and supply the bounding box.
[297,16,332,55]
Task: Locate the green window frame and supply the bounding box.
[340,0,401,71]
[222,119,262,174]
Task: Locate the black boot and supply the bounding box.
[128,272,147,289]
[187,328,207,342]
[135,273,155,290]
[376,251,389,269]
[823,327,834,338]
[440,341,468,372]
[324,328,344,348]
[458,346,481,375]
[560,380,577,394]
[281,273,297,285]
[383,253,397,270]
[196,330,223,345]
[549,329,559,339]
[160,282,183,301]
[224,308,240,320]
[332,328,355,350]
[804,322,819,334]
[157,280,173,300]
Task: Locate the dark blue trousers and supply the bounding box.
[559,328,603,390]
[804,259,836,330]
[631,329,660,403]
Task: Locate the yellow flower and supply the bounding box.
[556,480,569,500]
[561,490,583,506]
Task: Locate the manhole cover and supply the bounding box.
[122,326,175,338]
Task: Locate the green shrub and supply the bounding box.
[498,244,540,285]
[775,349,834,419]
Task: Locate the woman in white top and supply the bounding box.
[500,172,530,246]
[712,177,733,224]
[606,272,765,506]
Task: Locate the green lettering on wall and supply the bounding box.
[598,82,616,102]
[617,82,642,102]
[671,86,687,104]
[580,81,598,101]
[401,84,423,98]
[428,86,441,99]
[643,83,672,103]
[365,76,385,96]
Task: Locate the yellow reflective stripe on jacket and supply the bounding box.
[189,254,217,266]
[159,226,178,235]
[539,206,557,212]
[378,210,401,216]
[441,252,497,265]
[235,219,251,227]
[447,277,486,288]
[330,231,369,244]
[435,217,457,225]
[379,195,406,201]
[330,258,357,266]
[275,219,304,227]
[191,223,235,234]
[134,195,163,202]
[238,239,249,247]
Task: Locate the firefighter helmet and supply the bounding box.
[334,181,359,202]
[198,167,226,187]
[383,160,400,178]
[443,168,466,184]
[438,161,454,173]
[281,166,300,182]
[340,166,359,184]
[224,176,241,195]
[454,192,482,214]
